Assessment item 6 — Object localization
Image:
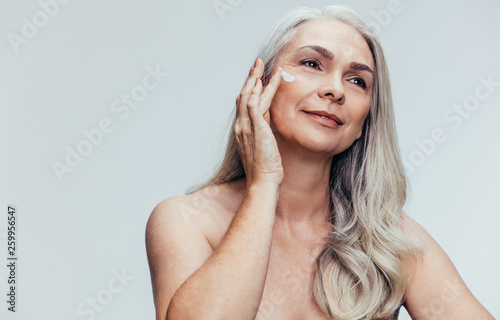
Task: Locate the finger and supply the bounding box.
[247,79,267,128]
[247,78,263,116]
[240,58,264,99]
[237,59,264,123]
[260,66,282,114]
[235,91,249,124]
[236,64,258,122]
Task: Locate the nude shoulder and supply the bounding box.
[398,214,494,318]
[149,190,218,233]
[398,214,439,284]
[148,181,244,248]
[400,213,436,249]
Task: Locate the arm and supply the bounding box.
[146,58,284,320]
[402,215,495,320]
[146,197,214,319]
[146,183,279,320]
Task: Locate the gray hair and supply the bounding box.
[190,5,421,319]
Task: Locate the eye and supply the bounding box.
[301,59,320,70]
[350,77,366,88]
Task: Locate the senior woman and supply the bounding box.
[146,5,494,320]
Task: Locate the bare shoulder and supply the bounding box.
[145,181,247,319]
[146,179,245,255]
[400,214,436,249]
[399,213,494,319]
[145,188,219,266]
[145,184,235,319]
[147,191,215,234]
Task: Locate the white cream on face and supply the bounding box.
[281,69,295,82]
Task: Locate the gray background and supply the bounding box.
[1,0,499,319]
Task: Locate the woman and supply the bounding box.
[146,5,494,320]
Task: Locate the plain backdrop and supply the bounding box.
[1,0,499,319]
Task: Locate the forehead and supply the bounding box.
[283,19,374,69]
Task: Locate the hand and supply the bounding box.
[234,58,283,187]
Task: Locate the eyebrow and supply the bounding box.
[296,45,375,76]
[349,62,374,77]
[296,45,335,60]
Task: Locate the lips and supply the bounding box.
[303,110,344,125]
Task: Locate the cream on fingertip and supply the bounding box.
[280,70,295,82]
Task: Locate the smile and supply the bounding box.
[303,111,342,128]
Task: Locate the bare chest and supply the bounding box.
[199,186,399,319]
[255,244,332,320]
[205,213,331,319]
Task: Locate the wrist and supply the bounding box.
[246,181,280,200]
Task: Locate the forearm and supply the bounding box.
[167,182,280,320]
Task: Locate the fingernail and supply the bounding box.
[249,67,254,76]
[254,58,259,68]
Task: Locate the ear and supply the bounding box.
[355,128,363,140]
[356,113,370,140]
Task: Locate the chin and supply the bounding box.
[295,132,343,157]
[272,119,349,156]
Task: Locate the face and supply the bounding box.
[269,19,375,157]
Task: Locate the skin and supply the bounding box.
[145,19,495,320]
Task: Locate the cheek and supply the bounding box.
[270,74,316,110]
[353,102,371,139]
[268,92,289,131]
[269,81,300,115]
[268,85,305,136]
[269,90,286,119]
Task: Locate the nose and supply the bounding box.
[319,72,345,104]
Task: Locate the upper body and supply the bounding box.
[146,178,493,319]
[146,5,494,320]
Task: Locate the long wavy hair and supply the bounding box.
[187,5,420,319]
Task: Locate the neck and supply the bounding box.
[273,137,333,229]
